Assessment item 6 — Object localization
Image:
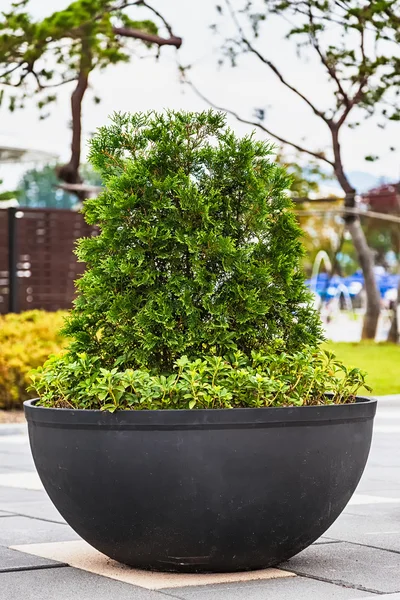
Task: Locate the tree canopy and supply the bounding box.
[186,0,400,339]
[0,0,181,190]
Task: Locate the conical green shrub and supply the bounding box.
[65,110,322,370]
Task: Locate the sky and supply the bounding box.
[1,0,399,191]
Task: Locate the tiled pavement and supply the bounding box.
[1,396,400,600]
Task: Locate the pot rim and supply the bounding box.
[23,396,377,430]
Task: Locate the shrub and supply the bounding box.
[29,110,369,410]
[0,310,67,409]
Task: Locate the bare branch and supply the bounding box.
[0,67,30,87]
[0,62,23,79]
[224,0,329,122]
[186,78,335,167]
[30,68,78,90]
[307,5,350,108]
[36,76,78,89]
[336,80,367,129]
[109,0,179,41]
[56,182,102,194]
[136,1,174,37]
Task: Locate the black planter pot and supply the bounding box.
[24,397,376,573]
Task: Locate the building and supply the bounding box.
[361,183,400,213]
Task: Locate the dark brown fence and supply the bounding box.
[0,207,97,314]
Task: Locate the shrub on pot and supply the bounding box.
[25,111,376,573]
[29,110,369,408]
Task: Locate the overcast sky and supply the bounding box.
[1,0,399,190]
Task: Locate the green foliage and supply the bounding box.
[17,164,101,208]
[212,0,400,167]
[0,0,168,117]
[0,190,18,202]
[275,151,335,198]
[0,310,68,409]
[64,110,323,370]
[31,348,370,411]
[27,110,370,410]
[0,179,17,202]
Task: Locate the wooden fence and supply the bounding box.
[0,207,97,314]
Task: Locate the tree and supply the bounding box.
[0,181,18,202]
[0,0,181,196]
[276,150,335,199]
[17,164,102,208]
[186,0,400,338]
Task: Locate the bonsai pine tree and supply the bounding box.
[30,111,370,410]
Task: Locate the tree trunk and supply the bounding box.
[56,36,91,200]
[346,218,381,339]
[388,277,400,343]
[331,125,381,339]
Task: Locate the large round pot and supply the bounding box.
[24,397,376,573]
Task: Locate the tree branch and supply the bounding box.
[333,9,369,130]
[0,62,23,80]
[29,67,77,91]
[136,1,174,37]
[186,78,334,166]
[224,0,328,122]
[113,26,182,48]
[336,79,367,129]
[307,5,350,108]
[0,65,30,87]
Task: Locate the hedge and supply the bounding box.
[0,310,67,409]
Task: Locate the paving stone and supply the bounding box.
[163,576,376,599]
[326,511,400,553]
[356,479,400,492]
[0,424,27,437]
[281,541,400,594]
[0,545,63,572]
[0,566,167,600]
[0,486,48,508]
[359,595,400,600]
[0,471,43,490]
[0,516,78,546]
[2,499,65,524]
[0,449,35,472]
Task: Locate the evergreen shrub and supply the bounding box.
[29,111,370,410]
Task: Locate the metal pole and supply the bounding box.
[7,207,18,313]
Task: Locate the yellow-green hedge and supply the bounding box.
[0,310,68,409]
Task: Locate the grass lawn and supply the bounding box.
[326,341,400,397]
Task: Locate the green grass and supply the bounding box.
[325,341,400,396]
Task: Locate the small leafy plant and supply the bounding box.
[31,348,370,411]
[29,110,369,410]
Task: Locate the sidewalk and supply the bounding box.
[1,396,399,600]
